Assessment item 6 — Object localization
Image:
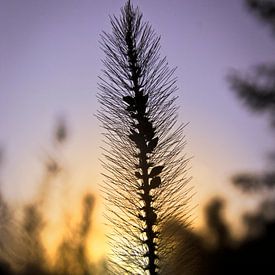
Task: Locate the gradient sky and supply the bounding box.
[1,0,275,233]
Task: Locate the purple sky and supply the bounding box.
[0,0,274,229]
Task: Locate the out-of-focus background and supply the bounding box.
[0,0,274,274]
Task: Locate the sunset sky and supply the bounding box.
[0,0,275,239]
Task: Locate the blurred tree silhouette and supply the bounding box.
[98,1,190,274]
[161,1,275,274]
[246,0,275,33]
[229,0,275,191]
[178,1,275,274]
[182,1,275,273]
[224,0,275,271]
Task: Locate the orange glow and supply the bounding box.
[38,178,107,266]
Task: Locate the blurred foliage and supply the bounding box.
[56,194,95,275]
[0,119,106,275]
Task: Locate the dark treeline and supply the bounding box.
[165,196,275,275]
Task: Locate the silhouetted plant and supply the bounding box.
[97,1,190,273]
